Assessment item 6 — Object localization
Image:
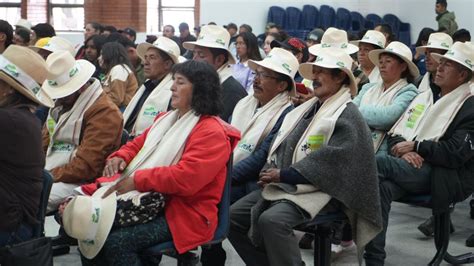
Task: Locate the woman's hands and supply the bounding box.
[257,168,281,187]
[103,157,127,177]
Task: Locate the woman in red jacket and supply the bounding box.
[75,60,240,265]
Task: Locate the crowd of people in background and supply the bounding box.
[0,0,473,265]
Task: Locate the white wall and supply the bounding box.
[200,0,474,44]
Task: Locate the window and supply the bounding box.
[147,0,196,34]
[0,0,21,27]
[49,0,84,31]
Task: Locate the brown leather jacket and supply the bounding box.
[42,92,123,183]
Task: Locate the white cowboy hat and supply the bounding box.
[415,32,453,53]
[309,27,359,56]
[182,25,236,64]
[299,47,357,96]
[62,186,117,259]
[0,45,54,107]
[137,36,180,64]
[368,41,420,79]
[31,36,75,57]
[248,47,299,91]
[431,41,474,72]
[42,51,96,99]
[350,30,386,49]
[15,19,32,31]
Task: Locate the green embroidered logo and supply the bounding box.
[377,41,384,47]
[281,63,292,74]
[441,42,450,48]
[238,139,254,153]
[198,35,205,40]
[143,106,158,117]
[51,142,74,152]
[387,48,394,52]
[215,38,225,46]
[340,43,348,49]
[446,50,455,56]
[316,57,324,62]
[301,135,325,154]
[405,104,426,129]
[465,59,473,68]
[4,64,19,77]
[69,67,79,78]
[363,36,370,40]
[321,43,331,48]
[91,208,100,223]
[336,61,345,68]
[48,80,58,86]
[82,239,95,246]
[31,86,40,95]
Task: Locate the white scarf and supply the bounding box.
[231,92,291,164]
[367,67,382,84]
[389,74,434,140]
[217,63,233,84]
[415,83,472,141]
[360,78,409,151]
[122,74,173,136]
[262,86,351,218]
[45,79,103,171]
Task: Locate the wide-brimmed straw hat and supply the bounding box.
[248,47,299,91]
[415,32,453,54]
[182,25,236,64]
[62,186,117,259]
[350,30,386,49]
[431,41,474,72]
[368,41,420,79]
[31,36,75,57]
[137,36,180,64]
[309,27,359,56]
[42,51,96,99]
[0,45,54,107]
[15,18,32,31]
[299,47,357,96]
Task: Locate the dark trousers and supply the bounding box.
[228,189,310,266]
[364,153,431,266]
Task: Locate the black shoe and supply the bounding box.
[200,243,226,266]
[470,199,474,219]
[299,233,314,249]
[418,217,434,237]
[467,234,474,247]
[52,233,78,246]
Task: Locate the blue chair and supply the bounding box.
[294,211,348,266]
[366,13,383,29]
[142,156,233,265]
[335,8,351,31]
[399,22,411,46]
[302,5,319,30]
[319,5,336,30]
[397,195,474,265]
[33,170,54,237]
[383,14,401,39]
[285,7,302,30]
[349,11,365,36]
[267,6,286,28]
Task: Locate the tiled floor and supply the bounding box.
[49,199,474,265]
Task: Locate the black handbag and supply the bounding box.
[114,192,166,228]
[0,236,53,266]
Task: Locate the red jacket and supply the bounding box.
[82,114,240,253]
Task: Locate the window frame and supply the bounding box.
[48,0,84,32]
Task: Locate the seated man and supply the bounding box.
[228,48,382,266]
[42,51,123,213]
[123,37,180,138]
[364,42,474,265]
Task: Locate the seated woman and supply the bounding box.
[0,45,53,246]
[353,41,419,154]
[232,31,263,94]
[228,48,382,266]
[62,60,240,265]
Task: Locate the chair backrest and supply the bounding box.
[302,5,319,30]
[285,7,302,30]
[33,170,54,237]
[383,13,401,38]
[366,13,383,27]
[207,154,233,244]
[398,22,411,46]
[350,11,365,32]
[335,8,352,31]
[267,6,286,28]
[319,5,336,30]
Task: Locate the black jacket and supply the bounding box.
[220,76,247,122]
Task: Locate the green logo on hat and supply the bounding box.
[215,38,225,46]
[69,67,78,78]
[48,80,58,86]
[441,42,449,48]
[336,61,345,68]
[322,43,331,48]
[465,59,473,69]
[4,64,19,78]
[198,35,205,40]
[387,48,394,52]
[282,63,292,74]
[92,208,100,223]
[363,36,370,40]
[32,86,40,95]
[446,50,455,56]
[340,43,348,49]
[377,41,383,47]
[316,57,323,62]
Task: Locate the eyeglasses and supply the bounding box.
[252,71,280,80]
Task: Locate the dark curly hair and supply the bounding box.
[171,60,223,116]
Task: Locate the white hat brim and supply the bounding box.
[368,49,420,79]
[78,186,117,259]
[42,60,96,99]
[415,44,450,54]
[183,41,236,64]
[0,71,54,107]
[298,62,357,96]
[309,43,359,56]
[137,42,179,64]
[430,52,472,71]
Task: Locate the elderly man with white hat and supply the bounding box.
[42,51,123,214]
[352,30,387,84]
[122,37,180,139]
[183,24,247,122]
[364,41,474,266]
[228,48,382,266]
